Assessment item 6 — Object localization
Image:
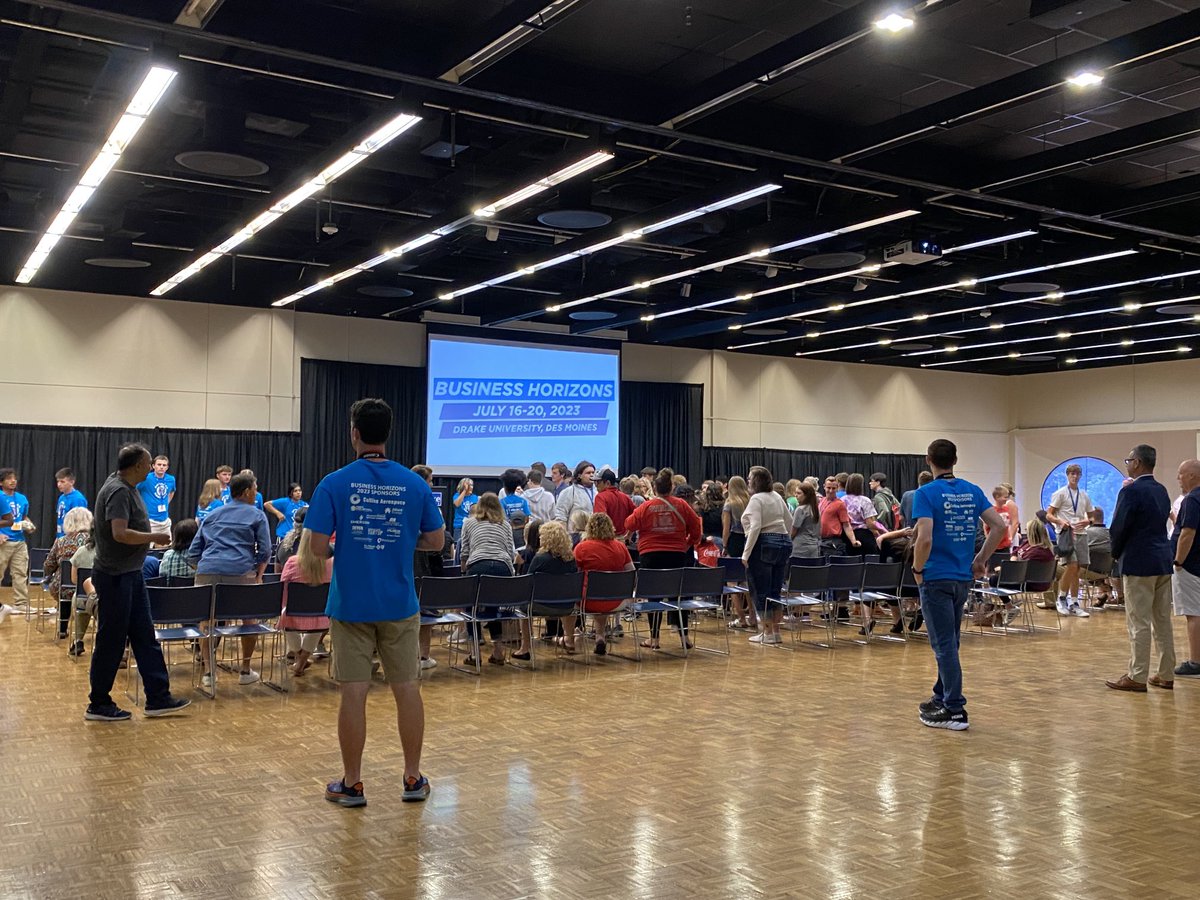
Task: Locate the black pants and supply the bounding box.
[640,549,693,639]
[89,569,171,708]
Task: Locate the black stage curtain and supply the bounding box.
[620,381,703,483]
[300,358,426,490]
[0,423,299,545]
[702,446,926,495]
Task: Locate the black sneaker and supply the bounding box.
[919,705,969,731]
[144,697,192,717]
[84,704,132,722]
[1174,660,1200,678]
[68,640,85,657]
[918,698,940,716]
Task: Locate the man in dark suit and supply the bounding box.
[1107,444,1176,692]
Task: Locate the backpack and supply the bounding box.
[877,489,902,529]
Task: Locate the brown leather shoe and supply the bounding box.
[1106,674,1147,692]
[1149,676,1174,690]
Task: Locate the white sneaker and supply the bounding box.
[0,603,16,623]
[763,632,782,644]
[1068,604,1090,618]
[201,673,213,688]
[420,657,438,670]
[1055,598,1070,616]
[238,669,260,685]
[748,632,767,643]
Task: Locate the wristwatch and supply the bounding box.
[1175,561,1185,568]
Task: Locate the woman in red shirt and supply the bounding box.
[574,512,634,656]
[625,468,702,649]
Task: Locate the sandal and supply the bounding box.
[462,656,479,667]
[511,651,531,661]
[640,639,660,649]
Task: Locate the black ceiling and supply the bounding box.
[3,0,1200,374]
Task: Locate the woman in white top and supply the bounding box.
[741,465,793,645]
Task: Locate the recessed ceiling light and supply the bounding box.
[1179,345,1192,353]
[1065,357,1077,365]
[877,338,892,346]
[945,345,958,353]
[913,313,929,321]
[989,322,1004,330]
[1124,301,1141,312]
[806,330,821,339]
[640,314,655,322]
[1067,71,1104,88]
[1057,330,1071,339]
[728,324,742,330]
[827,303,845,312]
[874,12,914,32]
[1121,338,1135,346]
[957,278,978,288]
[1007,351,1020,358]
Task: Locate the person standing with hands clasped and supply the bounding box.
[85,444,190,721]
[911,439,1007,731]
[303,399,444,808]
[1106,445,1175,692]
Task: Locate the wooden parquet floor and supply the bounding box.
[3,593,1199,900]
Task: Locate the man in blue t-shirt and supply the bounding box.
[0,467,32,618]
[54,467,88,539]
[911,439,1007,732]
[1172,459,1200,677]
[499,468,531,525]
[216,465,233,504]
[137,455,176,536]
[303,398,444,809]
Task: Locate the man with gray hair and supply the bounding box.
[1171,459,1200,678]
[1107,444,1175,692]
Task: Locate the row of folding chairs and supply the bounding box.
[417,566,731,674]
[133,579,329,702]
[970,558,1061,634]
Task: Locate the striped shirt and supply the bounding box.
[460,518,515,574]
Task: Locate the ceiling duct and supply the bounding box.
[174,104,269,178]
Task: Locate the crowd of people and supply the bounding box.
[3,408,1200,800]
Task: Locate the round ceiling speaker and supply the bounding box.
[174,150,269,178]
[84,257,151,268]
[356,285,413,298]
[1156,303,1200,315]
[799,251,866,270]
[1022,355,1056,363]
[537,209,613,229]
[742,327,788,336]
[892,342,933,351]
[568,310,617,321]
[998,281,1060,293]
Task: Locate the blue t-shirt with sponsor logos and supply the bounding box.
[137,473,176,522]
[55,488,88,538]
[912,476,991,582]
[2,491,30,543]
[500,493,530,522]
[305,459,444,622]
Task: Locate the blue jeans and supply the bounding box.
[466,559,514,641]
[919,580,969,712]
[746,532,791,613]
[89,569,172,708]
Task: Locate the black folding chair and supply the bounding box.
[850,561,905,643]
[825,561,866,644]
[471,574,535,670]
[679,566,730,656]
[531,572,585,662]
[773,563,830,649]
[419,575,480,675]
[971,559,1028,635]
[581,569,636,661]
[1022,558,1061,633]
[210,581,284,696]
[268,581,329,692]
[129,584,214,702]
[629,568,685,658]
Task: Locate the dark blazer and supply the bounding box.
[1109,475,1172,576]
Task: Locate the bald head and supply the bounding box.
[1179,459,1200,493]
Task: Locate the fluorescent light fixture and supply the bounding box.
[942,230,1038,254]
[153,111,420,296]
[730,248,1140,351]
[443,183,784,302]
[473,150,613,217]
[1067,71,1104,88]
[15,65,176,284]
[919,328,1199,367]
[874,12,914,32]
[270,228,452,308]
[566,209,918,319]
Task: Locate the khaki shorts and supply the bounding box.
[331,614,419,684]
[149,518,172,536]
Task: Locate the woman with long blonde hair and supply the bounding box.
[286,529,332,676]
[196,478,223,522]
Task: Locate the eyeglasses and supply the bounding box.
[1124,457,1135,464]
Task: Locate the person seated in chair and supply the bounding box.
[188,472,272,688]
[43,507,93,644]
[527,521,581,653]
[280,530,332,676]
[574,513,633,656]
[160,519,199,580]
[1082,507,1116,607]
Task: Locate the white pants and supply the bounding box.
[149,519,172,536]
[285,632,321,653]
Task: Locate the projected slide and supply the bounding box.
[426,334,620,474]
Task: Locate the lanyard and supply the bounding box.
[358,452,386,460]
[1068,488,1079,514]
